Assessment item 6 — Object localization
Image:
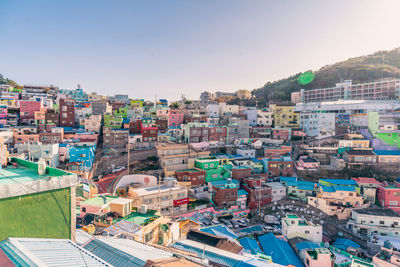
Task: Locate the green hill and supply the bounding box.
[252,47,400,104]
[0,73,19,88]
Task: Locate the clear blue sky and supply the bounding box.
[1,0,400,100]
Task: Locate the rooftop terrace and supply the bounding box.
[0,158,71,186]
[0,158,77,199]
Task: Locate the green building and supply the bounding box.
[103,113,123,128]
[368,111,400,149]
[195,157,231,182]
[0,158,78,241]
[114,107,128,118]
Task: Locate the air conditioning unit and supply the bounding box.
[140,204,148,214]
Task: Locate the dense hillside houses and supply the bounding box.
[1,78,400,266]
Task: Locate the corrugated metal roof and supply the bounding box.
[84,237,173,267]
[1,238,110,267]
[258,233,304,267]
[239,237,262,255]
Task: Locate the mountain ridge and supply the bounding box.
[252,47,400,103]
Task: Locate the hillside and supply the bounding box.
[0,73,19,88]
[252,47,400,104]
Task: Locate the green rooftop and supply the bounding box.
[0,158,71,186]
[124,210,159,225]
[81,195,118,207]
[287,214,299,219]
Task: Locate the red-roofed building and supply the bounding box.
[352,177,383,187]
[377,184,400,214]
[353,177,383,203]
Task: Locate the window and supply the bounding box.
[380,221,385,225]
[82,207,86,212]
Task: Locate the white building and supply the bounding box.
[130,177,188,215]
[81,114,102,133]
[14,142,59,167]
[236,148,256,158]
[74,105,92,124]
[206,104,219,118]
[282,214,322,243]
[257,110,273,127]
[300,112,336,138]
[266,182,286,201]
[347,208,400,238]
[219,103,239,116]
[295,100,400,114]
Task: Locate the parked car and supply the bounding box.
[231,220,240,229]
[212,219,219,225]
[112,166,126,173]
[220,218,232,228]
[237,219,247,227]
[202,219,212,226]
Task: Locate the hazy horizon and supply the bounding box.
[1,0,400,101]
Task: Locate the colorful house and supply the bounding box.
[195,157,230,182]
[308,185,365,220]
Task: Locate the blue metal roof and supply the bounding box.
[286,181,315,191]
[333,238,360,251]
[201,225,238,240]
[280,176,297,182]
[374,150,400,156]
[172,241,240,266]
[258,233,304,267]
[320,185,336,192]
[238,189,249,196]
[319,179,357,186]
[295,241,320,251]
[239,237,262,255]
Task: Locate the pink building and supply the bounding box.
[156,108,169,119]
[13,133,40,145]
[303,248,334,267]
[296,156,319,170]
[78,195,117,218]
[19,100,43,123]
[377,184,400,214]
[168,110,184,127]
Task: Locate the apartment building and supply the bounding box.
[242,177,272,209]
[59,98,75,127]
[103,127,129,148]
[157,143,210,177]
[347,208,400,237]
[269,105,299,128]
[300,112,336,138]
[298,79,400,103]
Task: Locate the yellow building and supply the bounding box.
[270,104,299,128]
[236,90,251,99]
[308,185,365,220]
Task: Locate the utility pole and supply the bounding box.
[259,176,262,221]
[158,169,161,214]
[127,142,130,175]
[28,140,31,161]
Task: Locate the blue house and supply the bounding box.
[258,233,304,267]
[69,145,95,170]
